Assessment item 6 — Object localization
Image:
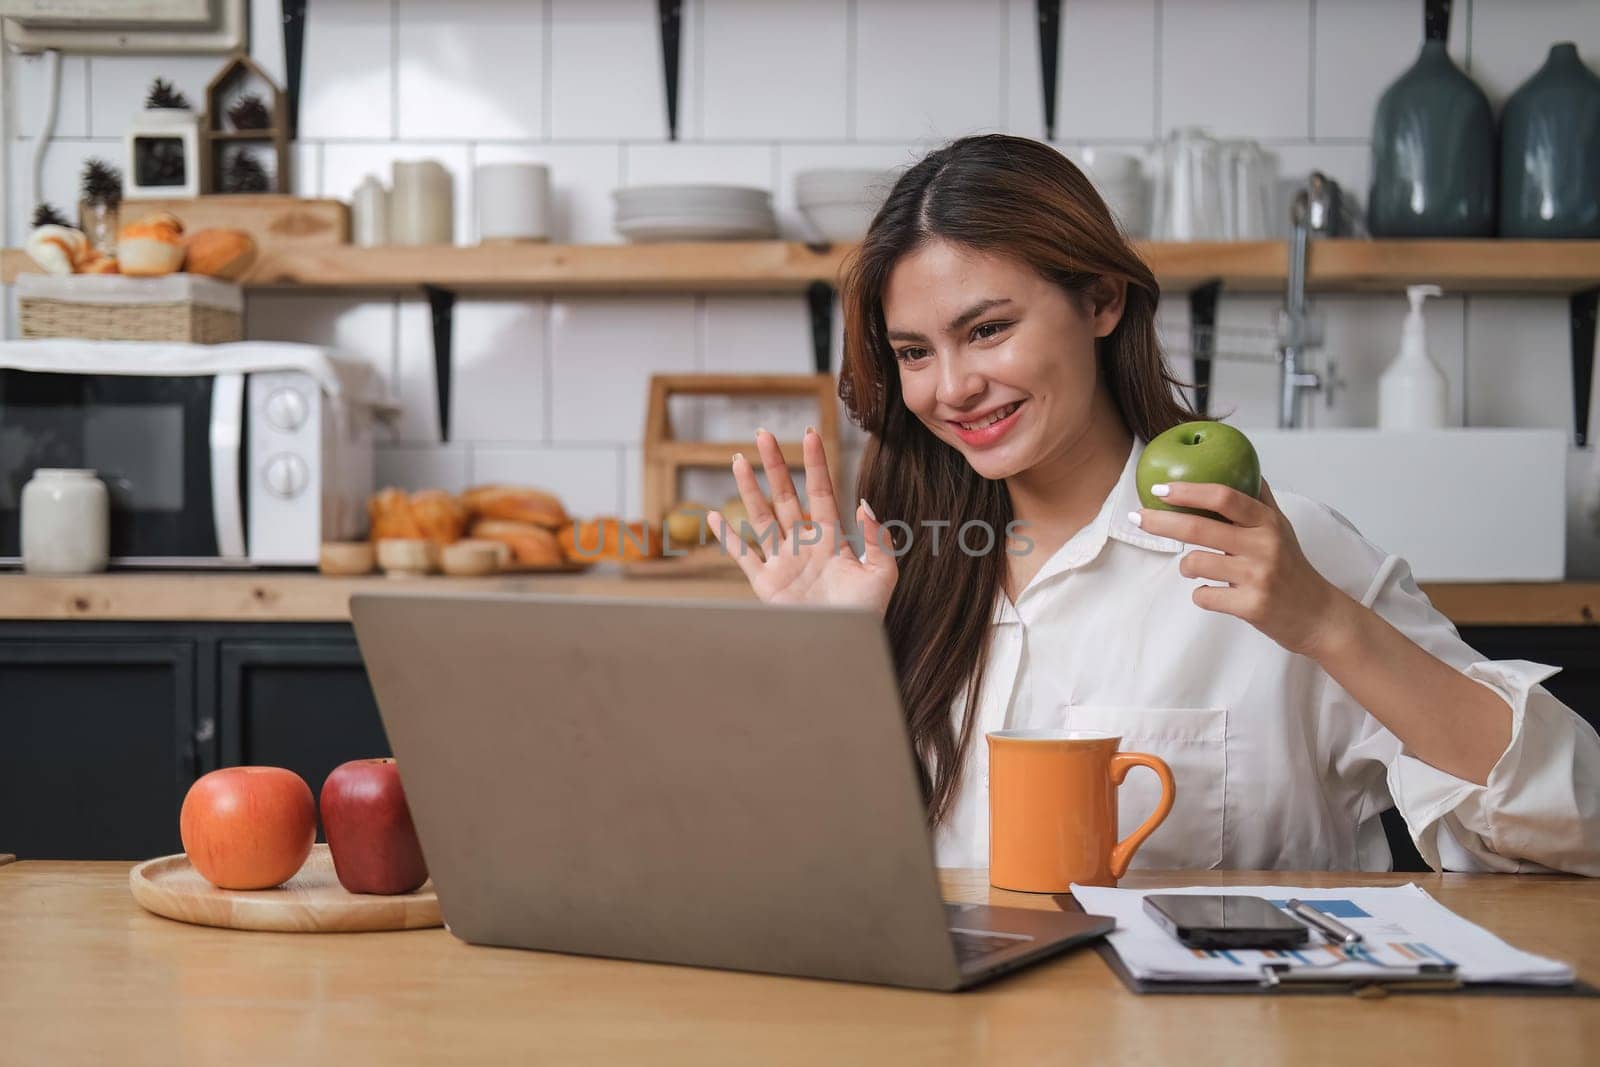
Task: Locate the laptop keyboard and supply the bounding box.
[950,930,1030,966]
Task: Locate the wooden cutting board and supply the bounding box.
[120,196,350,253]
[129,844,441,933]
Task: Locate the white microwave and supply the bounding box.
[1,366,376,566]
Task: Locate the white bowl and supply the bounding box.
[798,200,878,242]
[616,214,778,242]
[614,185,772,212]
[795,168,895,201]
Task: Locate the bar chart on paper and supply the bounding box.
[1188,898,1455,970]
[1069,884,1575,985]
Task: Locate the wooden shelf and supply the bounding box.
[4,239,1599,295]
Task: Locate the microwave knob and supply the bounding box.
[263,453,309,498]
[264,387,310,431]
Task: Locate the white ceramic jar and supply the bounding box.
[21,469,110,574]
[476,162,551,242]
[390,160,454,245]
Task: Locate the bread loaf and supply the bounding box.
[185,228,257,280]
[410,489,467,544]
[469,519,566,567]
[118,212,186,277]
[559,518,662,563]
[367,488,422,541]
[460,484,569,528]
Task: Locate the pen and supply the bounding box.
[1285,899,1364,945]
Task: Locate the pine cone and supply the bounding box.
[222,150,270,194]
[32,202,70,228]
[81,158,124,206]
[145,77,191,110]
[227,93,271,131]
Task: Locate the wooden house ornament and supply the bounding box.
[201,52,291,195]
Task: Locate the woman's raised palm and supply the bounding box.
[706,428,898,617]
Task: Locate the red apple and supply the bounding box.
[180,767,316,890]
[320,758,429,895]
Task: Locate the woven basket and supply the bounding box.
[15,274,244,344]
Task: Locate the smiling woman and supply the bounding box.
[706,134,1600,877]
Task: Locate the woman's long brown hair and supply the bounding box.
[838,134,1197,827]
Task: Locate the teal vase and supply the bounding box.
[1368,25,1497,237]
[1500,42,1600,238]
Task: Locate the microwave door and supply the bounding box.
[0,370,243,565]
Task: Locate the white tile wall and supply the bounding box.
[472,445,623,515]
[5,0,1599,571]
[443,299,550,444]
[1312,0,1469,140]
[854,0,1005,142]
[1469,0,1600,104]
[299,0,395,139]
[396,0,544,140]
[244,293,399,389]
[89,55,218,138]
[622,144,774,190]
[9,53,89,139]
[1465,296,1594,438]
[700,0,850,141]
[7,138,120,242]
[376,445,471,492]
[1160,0,1312,139]
[1005,0,1157,142]
[549,0,666,141]
[547,296,698,443]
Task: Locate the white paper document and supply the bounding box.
[1069,883,1574,985]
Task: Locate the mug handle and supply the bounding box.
[1107,752,1176,880]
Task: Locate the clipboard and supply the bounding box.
[1052,893,1599,998]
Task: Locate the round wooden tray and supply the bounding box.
[129,844,442,933]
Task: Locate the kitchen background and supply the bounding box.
[5,0,1600,574]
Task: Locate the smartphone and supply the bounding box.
[1142,894,1310,950]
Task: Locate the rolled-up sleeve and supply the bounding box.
[1326,551,1600,875]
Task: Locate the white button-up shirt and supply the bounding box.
[932,438,1600,875]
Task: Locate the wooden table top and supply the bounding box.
[2,571,1597,626]
[2,863,1594,1065]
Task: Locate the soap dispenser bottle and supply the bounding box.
[1378,284,1448,429]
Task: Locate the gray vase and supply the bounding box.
[1368,40,1497,237]
[1500,42,1600,238]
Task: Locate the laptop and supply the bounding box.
[350,591,1112,991]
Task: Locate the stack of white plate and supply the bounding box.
[614,185,777,242]
[795,169,895,242]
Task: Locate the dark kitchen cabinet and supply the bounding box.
[218,638,390,802]
[0,621,388,861]
[0,638,196,860]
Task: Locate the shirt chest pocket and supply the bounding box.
[1058,704,1229,871]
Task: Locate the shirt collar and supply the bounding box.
[1107,436,1189,554]
[990,436,1185,625]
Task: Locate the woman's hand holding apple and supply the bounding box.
[1130,477,1353,659]
[707,427,898,617]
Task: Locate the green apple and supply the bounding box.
[1136,421,1261,521]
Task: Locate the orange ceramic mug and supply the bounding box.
[987,729,1176,892]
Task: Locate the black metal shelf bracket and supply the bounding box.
[658,0,683,141]
[1189,280,1222,419]
[807,281,835,375]
[1572,286,1597,448]
[1037,0,1062,141]
[423,285,456,442]
[282,0,307,140]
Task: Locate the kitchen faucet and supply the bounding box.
[1275,188,1328,429]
